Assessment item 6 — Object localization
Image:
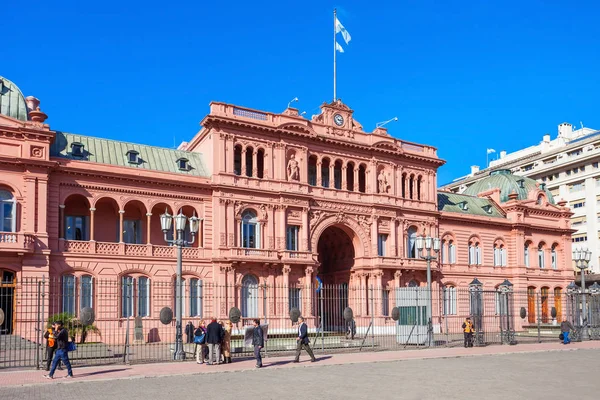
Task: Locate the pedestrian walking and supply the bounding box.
[206,318,223,365]
[294,316,316,363]
[194,320,207,364]
[221,320,233,364]
[44,321,73,379]
[43,325,61,371]
[252,319,264,368]
[462,317,475,348]
[560,318,575,345]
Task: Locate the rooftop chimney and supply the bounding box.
[558,122,573,139]
[500,150,506,159]
[470,165,480,175]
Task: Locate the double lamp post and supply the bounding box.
[415,235,440,347]
[572,247,592,341]
[160,209,201,360]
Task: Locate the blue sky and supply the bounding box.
[3,1,599,184]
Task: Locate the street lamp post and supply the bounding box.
[572,247,592,341]
[161,209,201,360]
[415,235,440,347]
[498,279,515,345]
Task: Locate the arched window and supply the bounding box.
[245,147,254,177]
[524,242,530,267]
[241,274,259,318]
[448,241,456,264]
[406,227,417,258]
[494,243,507,267]
[308,155,317,186]
[358,164,366,193]
[321,158,330,188]
[62,275,76,315]
[527,287,536,324]
[0,190,16,232]
[554,288,562,321]
[541,287,549,323]
[401,174,406,198]
[121,275,150,318]
[417,176,422,200]
[346,162,355,191]
[475,244,482,265]
[334,160,342,189]
[189,278,203,317]
[441,240,447,263]
[256,149,265,179]
[443,285,457,315]
[538,243,545,269]
[551,244,558,269]
[241,210,259,249]
[408,279,419,287]
[60,274,94,316]
[537,194,544,205]
[409,175,414,199]
[233,145,242,176]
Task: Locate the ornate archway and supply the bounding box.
[317,226,355,285]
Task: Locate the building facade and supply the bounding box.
[442,122,600,273]
[0,75,574,343]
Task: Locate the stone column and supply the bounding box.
[371,216,379,256]
[353,167,359,192]
[119,210,125,243]
[316,161,322,186]
[278,206,287,250]
[89,208,96,241]
[359,273,367,316]
[404,175,410,199]
[37,178,49,234]
[342,166,347,190]
[329,164,334,188]
[241,148,247,176]
[304,266,314,316]
[145,212,152,244]
[219,133,227,173]
[301,208,309,251]
[283,265,291,315]
[252,149,258,177]
[227,265,236,313]
[394,270,402,288]
[59,205,65,239]
[267,206,275,250]
[390,218,397,257]
[371,270,384,316]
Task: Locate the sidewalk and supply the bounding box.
[2,341,599,388]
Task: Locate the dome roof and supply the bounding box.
[463,169,555,204]
[0,76,28,121]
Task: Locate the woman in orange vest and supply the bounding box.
[43,325,61,371]
[462,317,475,348]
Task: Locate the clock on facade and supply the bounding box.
[333,114,344,126]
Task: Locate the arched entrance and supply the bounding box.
[317,225,357,332]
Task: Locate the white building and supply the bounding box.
[442,122,600,273]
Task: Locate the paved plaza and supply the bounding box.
[1,342,599,399]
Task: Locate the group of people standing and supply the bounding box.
[190,318,233,365]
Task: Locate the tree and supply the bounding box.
[47,312,101,344]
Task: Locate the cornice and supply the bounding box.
[59,182,210,201]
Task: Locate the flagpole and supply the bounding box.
[333,8,337,102]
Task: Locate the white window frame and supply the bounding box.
[189,278,203,317]
[286,225,299,251]
[0,190,16,232]
[378,234,387,257]
[524,245,530,267]
[241,210,260,249]
[551,247,557,269]
[443,286,457,315]
[538,247,545,269]
[449,241,456,264]
[138,277,150,317]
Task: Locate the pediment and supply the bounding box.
[277,122,317,136]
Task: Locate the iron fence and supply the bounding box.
[1,277,598,369]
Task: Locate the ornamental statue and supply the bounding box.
[287,154,300,181]
[378,169,389,193]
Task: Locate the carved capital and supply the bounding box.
[305,266,314,276]
[282,265,292,275]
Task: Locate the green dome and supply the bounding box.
[463,170,555,204]
[0,76,28,121]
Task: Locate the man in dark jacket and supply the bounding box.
[44,321,73,379]
[252,319,264,368]
[185,321,195,344]
[560,319,575,345]
[206,318,223,365]
[294,316,316,363]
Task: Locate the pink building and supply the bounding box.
[0,75,574,351]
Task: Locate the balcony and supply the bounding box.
[281,250,313,261]
[219,247,279,260]
[60,240,206,259]
[0,232,35,253]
